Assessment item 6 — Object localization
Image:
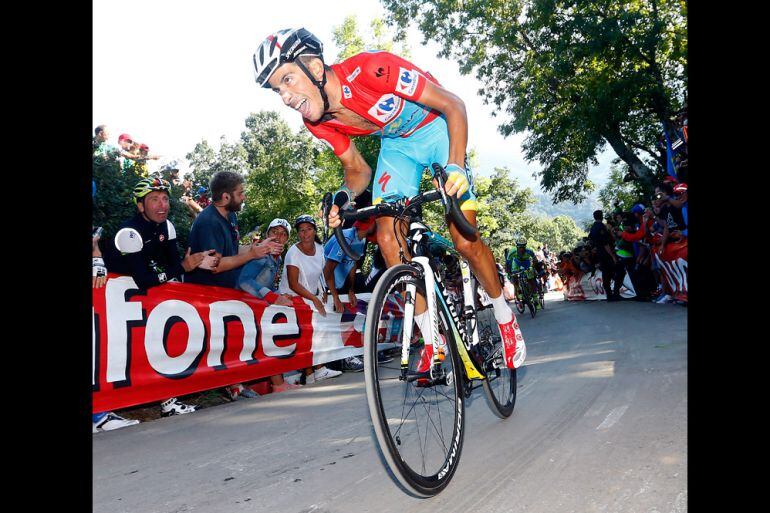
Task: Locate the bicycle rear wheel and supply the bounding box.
[474,289,517,418]
[364,264,465,497]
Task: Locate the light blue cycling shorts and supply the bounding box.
[372,115,477,211]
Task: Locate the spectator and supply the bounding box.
[116,133,160,172]
[652,182,687,256]
[184,170,286,399]
[103,177,213,417]
[185,171,281,289]
[322,217,378,313]
[158,160,183,186]
[134,143,152,177]
[235,218,310,390]
[322,217,380,373]
[237,218,294,306]
[92,125,120,163]
[587,210,620,301]
[92,227,107,289]
[179,178,204,218]
[610,212,641,299]
[104,177,213,290]
[279,214,341,384]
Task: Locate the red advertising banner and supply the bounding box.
[563,270,636,301]
[93,275,368,413]
[654,239,688,302]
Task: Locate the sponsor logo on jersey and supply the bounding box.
[375,66,391,82]
[342,85,352,99]
[396,67,419,96]
[368,94,402,124]
[346,66,362,82]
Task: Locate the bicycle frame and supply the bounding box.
[397,222,485,383]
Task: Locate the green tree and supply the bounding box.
[332,15,411,61]
[93,157,194,252]
[238,111,321,235]
[185,138,249,193]
[597,161,649,213]
[474,167,535,260]
[381,0,687,202]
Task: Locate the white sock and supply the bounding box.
[490,293,513,325]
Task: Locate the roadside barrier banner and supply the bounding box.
[563,270,636,301]
[654,239,688,302]
[93,275,368,412]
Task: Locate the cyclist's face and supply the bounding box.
[268,61,324,122]
[139,191,170,224]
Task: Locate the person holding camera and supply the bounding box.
[588,210,619,301]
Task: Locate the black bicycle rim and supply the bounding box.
[364,264,465,497]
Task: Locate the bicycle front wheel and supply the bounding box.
[364,264,465,497]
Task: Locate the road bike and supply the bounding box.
[324,163,519,496]
[510,269,537,318]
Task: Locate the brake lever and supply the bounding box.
[321,192,333,243]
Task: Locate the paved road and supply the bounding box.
[93,294,687,513]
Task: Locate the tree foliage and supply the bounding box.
[93,158,194,252]
[381,0,687,202]
[597,160,649,213]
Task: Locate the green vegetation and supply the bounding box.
[380,0,687,203]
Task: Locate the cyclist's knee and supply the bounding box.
[452,235,484,261]
[376,229,403,267]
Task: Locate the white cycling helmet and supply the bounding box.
[253,28,330,112]
[253,27,324,87]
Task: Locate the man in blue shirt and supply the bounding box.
[323,218,377,313]
[185,171,282,288]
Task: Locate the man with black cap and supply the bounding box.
[588,209,619,301]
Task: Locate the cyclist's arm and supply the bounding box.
[337,143,372,197]
[414,81,468,168]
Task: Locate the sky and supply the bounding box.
[93,0,612,196]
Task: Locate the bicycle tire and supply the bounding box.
[473,287,517,419]
[520,280,536,318]
[364,264,465,497]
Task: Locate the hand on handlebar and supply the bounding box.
[443,163,470,198]
[327,204,342,229]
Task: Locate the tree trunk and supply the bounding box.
[602,127,657,182]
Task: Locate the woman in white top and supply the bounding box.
[280,215,341,383]
[279,215,327,315]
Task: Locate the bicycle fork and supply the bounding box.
[400,257,444,383]
[399,257,484,383]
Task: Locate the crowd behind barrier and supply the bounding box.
[549,104,688,304]
[91,124,395,431]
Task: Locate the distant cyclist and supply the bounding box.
[252,27,526,369]
[506,238,542,306]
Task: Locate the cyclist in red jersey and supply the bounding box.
[252,28,525,369]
